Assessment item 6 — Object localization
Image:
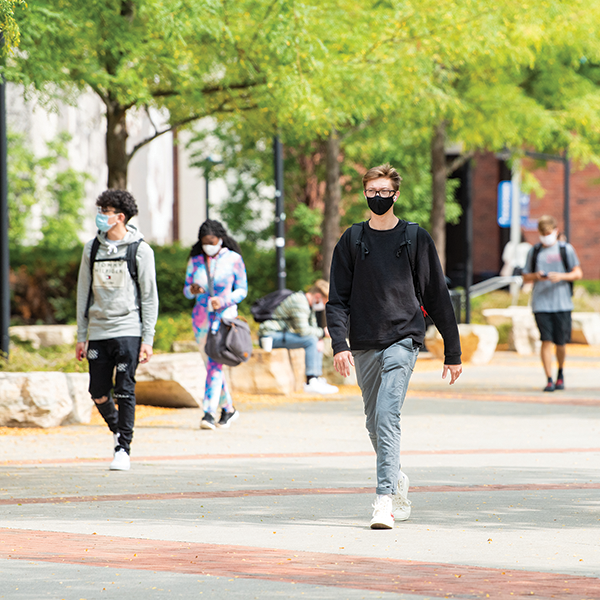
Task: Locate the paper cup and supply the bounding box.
[260,337,273,352]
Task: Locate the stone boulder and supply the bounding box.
[135,352,205,408]
[426,324,498,364]
[483,306,540,355]
[0,372,92,428]
[9,325,77,349]
[226,348,305,395]
[571,313,600,345]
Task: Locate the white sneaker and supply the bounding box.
[110,448,130,471]
[370,494,394,529]
[304,377,339,395]
[393,470,412,521]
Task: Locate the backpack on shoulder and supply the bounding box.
[250,289,294,323]
[84,237,144,320]
[530,241,573,296]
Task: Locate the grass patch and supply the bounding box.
[1,341,86,373]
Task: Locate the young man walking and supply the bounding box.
[326,164,462,529]
[76,190,158,471]
[522,215,582,392]
[259,280,338,394]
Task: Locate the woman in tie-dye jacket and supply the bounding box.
[183,220,248,430]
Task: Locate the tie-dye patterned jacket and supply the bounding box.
[183,248,248,334]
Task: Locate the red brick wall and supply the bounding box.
[472,152,502,275]
[524,159,600,280]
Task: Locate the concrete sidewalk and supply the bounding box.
[1,349,599,599]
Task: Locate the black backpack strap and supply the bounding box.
[559,242,574,296]
[349,222,368,264]
[127,240,143,322]
[530,243,542,273]
[84,237,101,319]
[400,222,423,309]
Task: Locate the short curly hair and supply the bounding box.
[96,190,139,222]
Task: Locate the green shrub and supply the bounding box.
[153,312,196,352]
[576,280,600,296]
[10,240,317,325]
[152,244,196,314]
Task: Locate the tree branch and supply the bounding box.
[150,80,265,101]
[126,103,259,163]
[445,150,476,177]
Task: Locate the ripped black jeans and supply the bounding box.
[87,336,141,454]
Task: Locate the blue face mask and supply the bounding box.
[95,213,116,232]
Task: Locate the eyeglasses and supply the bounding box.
[97,208,119,215]
[365,189,396,199]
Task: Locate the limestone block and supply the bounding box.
[9,325,77,349]
[226,348,305,395]
[0,372,73,427]
[425,324,498,365]
[63,373,94,425]
[571,312,600,345]
[171,340,200,353]
[135,353,205,408]
[509,310,540,355]
[483,306,540,355]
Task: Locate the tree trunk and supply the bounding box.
[105,97,129,189]
[322,129,341,281]
[430,120,447,273]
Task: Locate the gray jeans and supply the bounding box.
[354,338,419,495]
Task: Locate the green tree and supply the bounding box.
[8,131,89,250]
[3,0,335,189]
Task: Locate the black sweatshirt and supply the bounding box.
[326,220,462,365]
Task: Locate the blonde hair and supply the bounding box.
[538,215,557,235]
[310,279,330,301]
[362,163,403,191]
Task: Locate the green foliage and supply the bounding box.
[10,245,83,324]
[0,342,86,373]
[153,312,195,353]
[238,242,316,310]
[576,280,600,296]
[8,131,89,251]
[0,0,24,50]
[152,244,195,315]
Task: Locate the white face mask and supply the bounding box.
[312,301,326,312]
[203,239,223,256]
[539,231,558,247]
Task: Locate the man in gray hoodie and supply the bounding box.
[76,190,159,471]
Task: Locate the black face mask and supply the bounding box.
[367,194,395,215]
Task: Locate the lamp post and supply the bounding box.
[273,136,286,291]
[0,42,9,359]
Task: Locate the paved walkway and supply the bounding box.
[1,349,600,599]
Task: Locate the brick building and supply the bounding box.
[446,152,600,286]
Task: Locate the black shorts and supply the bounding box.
[534,312,571,346]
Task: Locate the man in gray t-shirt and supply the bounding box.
[522,215,582,392]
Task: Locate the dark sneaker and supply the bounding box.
[543,381,555,392]
[555,378,564,390]
[200,413,216,430]
[218,408,240,429]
